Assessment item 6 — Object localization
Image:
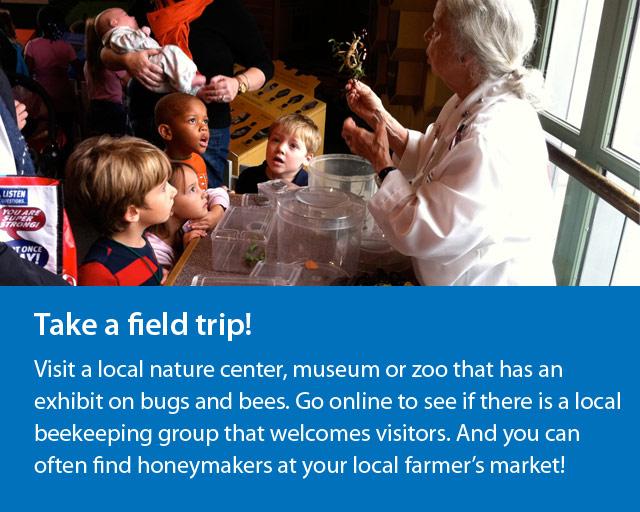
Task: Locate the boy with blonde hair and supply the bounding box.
[155,93,229,231]
[235,113,321,194]
[66,136,176,286]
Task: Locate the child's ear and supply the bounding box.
[303,153,314,166]
[157,124,172,141]
[123,205,140,224]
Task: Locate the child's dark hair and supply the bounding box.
[36,6,65,40]
[168,160,197,194]
[149,160,197,247]
[154,92,205,127]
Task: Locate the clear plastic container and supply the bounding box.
[250,261,301,285]
[190,261,299,286]
[294,261,351,286]
[359,238,411,273]
[257,179,300,204]
[211,206,275,274]
[235,193,273,207]
[308,154,378,201]
[190,275,288,286]
[276,187,365,275]
[308,154,379,234]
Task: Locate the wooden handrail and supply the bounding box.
[547,142,640,224]
[164,237,200,286]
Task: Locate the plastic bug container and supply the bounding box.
[276,187,365,276]
[190,274,288,286]
[211,206,275,274]
[249,261,301,285]
[237,193,273,207]
[257,179,301,204]
[307,154,377,201]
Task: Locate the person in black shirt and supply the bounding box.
[102,0,274,188]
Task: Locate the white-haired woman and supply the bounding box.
[342,0,556,285]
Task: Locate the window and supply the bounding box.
[534,0,640,285]
[545,135,572,247]
[580,176,638,285]
[544,0,604,128]
[611,15,640,164]
[612,213,640,285]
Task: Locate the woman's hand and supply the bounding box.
[14,100,28,131]
[342,117,393,173]
[346,79,410,160]
[198,75,240,104]
[345,79,384,126]
[120,50,163,90]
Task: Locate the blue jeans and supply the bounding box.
[202,127,230,188]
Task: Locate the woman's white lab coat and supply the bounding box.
[368,78,556,285]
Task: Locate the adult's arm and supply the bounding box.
[100,47,163,90]
[196,0,273,105]
[235,67,266,93]
[199,67,267,105]
[367,135,494,260]
[345,80,409,159]
[342,117,394,172]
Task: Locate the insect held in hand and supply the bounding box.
[329,30,368,80]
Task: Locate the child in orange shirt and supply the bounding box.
[155,93,228,231]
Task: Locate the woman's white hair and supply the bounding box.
[443,0,545,108]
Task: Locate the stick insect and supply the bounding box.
[329,30,368,80]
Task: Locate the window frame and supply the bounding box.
[532,0,640,285]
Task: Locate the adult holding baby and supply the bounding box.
[93,7,206,95]
[102,0,274,188]
[342,0,556,286]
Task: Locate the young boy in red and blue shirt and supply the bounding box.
[65,136,176,286]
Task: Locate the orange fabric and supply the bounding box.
[15,29,35,47]
[177,152,208,190]
[147,0,214,60]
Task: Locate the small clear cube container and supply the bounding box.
[190,262,299,286]
[211,206,275,274]
[249,261,301,285]
[190,274,288,286]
